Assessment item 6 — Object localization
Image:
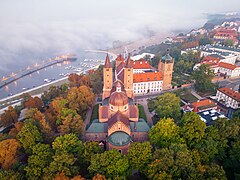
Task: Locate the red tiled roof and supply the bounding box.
[132,59,152,69]
[218,87,240,102]
[116,54,125,62]
[133,72,163,83]
[116,62,125,74]
[108,111,130,129]
[191,99,217,112]
[218,62,238,70]
[129,105,138,119]
[104,54,112,68]
[117,70,124,82]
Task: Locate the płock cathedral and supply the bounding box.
[86,52,174,153]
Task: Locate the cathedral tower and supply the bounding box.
[158,51,174,90]
[124,54,134,98]
[102,54,113,100]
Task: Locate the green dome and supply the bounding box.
[108,131,130,146]
[162,53,173,61]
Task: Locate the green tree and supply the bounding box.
[149,118,182,148]
[192,64,215,93]
[83,141,104,163]
[127,142,152,173]
[48,134,83,177]
[0,170,23,180]
[25,143,52,179]
[88,149,130,178]
[16,120,43,154]
[199,37,213,46]
[154,93,181,121]
[179,112,206,148]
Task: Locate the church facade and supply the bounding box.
[85,53,174,153]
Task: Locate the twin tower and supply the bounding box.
[102,53,174,100]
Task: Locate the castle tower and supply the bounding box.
[124,54,134,98]
[158,51,174,90]
[102,54,113,100]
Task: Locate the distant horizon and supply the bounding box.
[0,0,240,75]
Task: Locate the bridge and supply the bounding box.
[0,54,76,89]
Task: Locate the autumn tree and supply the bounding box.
[16,120,43,154]
[8,122,24,138]
[0,139,21,169]
[149,118,182,148]
[24,96,43,109]
[58,113,84,137]
[67,85,95,114]
[92,174,106,180]
[88,149,130,178]
[127,142,152,173]
[0,106,18,127]
[154,93,181,121]
[68,74,90,88]
[25,143,52,179]
[25,108,52,142]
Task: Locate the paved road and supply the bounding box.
[136,98,154,127]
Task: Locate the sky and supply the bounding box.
[0,0,240,75]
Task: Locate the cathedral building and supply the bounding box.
[85,52,174,153]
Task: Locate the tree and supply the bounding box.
[25,143,52,179]
[154,93,181,121]
[199,37,213,46]
[127,142,152,173]
[41,85,68,106]
[58,113,84,137]
[16,120,43,154]
[67,86,95,114]
[83,141,104,163]
[48,134,84,177]
[0,139,21,169]
[192,64,215,93]
[92,174,106,180]
[88,149,130,178]
[0,170,23,180]
[147,144,196,179]
[0,106,18,127]
[149,118,182,148]
[25,108,52,141]
[68,74,90,88]
[24,96,43,109]
[179,112,206,148]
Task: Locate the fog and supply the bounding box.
[0,0,240,75]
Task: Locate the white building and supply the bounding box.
[133,72,163,94]
[216,87,240,109]
[218,62,240,78]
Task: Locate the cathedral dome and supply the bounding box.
[109,92,128,106]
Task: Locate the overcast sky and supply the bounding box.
[0,0,240,74]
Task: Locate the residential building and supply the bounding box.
[182,99,218,113]
[216,87,240,109]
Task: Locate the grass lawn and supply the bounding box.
[138,104,147,121]
[90,104,99,122]
[174,89,198,103]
